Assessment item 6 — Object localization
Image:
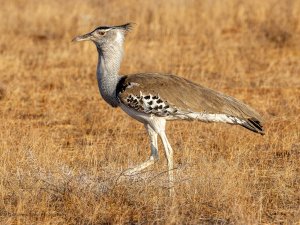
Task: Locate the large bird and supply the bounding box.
[73,23,264,192]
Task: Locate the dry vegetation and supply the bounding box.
[0,0,300,224]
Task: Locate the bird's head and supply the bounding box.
[72,23,132,48]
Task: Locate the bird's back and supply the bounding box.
[117,73,264,135]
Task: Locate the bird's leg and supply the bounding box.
[159,131,175,194]
[124,124,158,176]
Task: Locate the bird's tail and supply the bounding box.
[240,117,265,135]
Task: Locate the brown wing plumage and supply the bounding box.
[117,73,264,135]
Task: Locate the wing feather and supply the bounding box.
[117,73,264,134]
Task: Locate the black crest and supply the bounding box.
[113,23,134,31]
[94,23,134,32]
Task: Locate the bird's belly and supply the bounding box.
[119,103,152,124]
[119,103,167,134]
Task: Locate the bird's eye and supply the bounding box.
[98,31,106,35]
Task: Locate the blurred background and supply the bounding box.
[0,0,299,224]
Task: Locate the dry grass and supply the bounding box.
[0,0,299,224]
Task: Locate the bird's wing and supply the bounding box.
[117,73,264,134]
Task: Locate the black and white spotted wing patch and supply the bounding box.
[124,93,178,116]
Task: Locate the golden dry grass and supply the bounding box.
[0,0,299,224]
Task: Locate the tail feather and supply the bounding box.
[241,118,265,135]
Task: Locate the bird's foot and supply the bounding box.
[123,156,157,176]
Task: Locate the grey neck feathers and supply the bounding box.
[96,42,123,107]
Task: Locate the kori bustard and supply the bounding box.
[73,23,264,187]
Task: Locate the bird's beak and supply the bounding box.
[72,32,92,42]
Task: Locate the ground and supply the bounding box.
[0,0,299,224]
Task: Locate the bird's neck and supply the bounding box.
[96,43,123,107]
